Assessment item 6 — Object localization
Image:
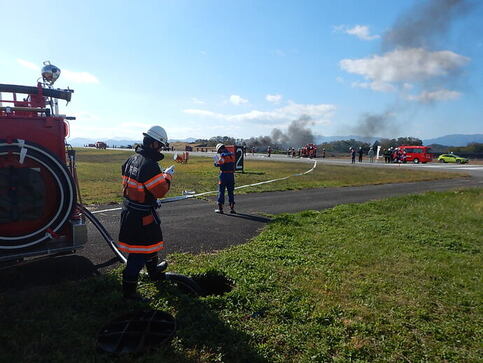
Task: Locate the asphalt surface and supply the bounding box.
[2,155,482,291]
[80,172,482,270]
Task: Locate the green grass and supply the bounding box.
[75,148,463,204]
[1,188,481,361]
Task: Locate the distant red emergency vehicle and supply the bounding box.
[301,143,317,158]
[398,145,432,164]
[95,141,107,149]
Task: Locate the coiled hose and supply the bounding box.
[0,140,76,249]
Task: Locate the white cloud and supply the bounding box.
[345,25,379,40]
[406,89,461,103]
[184,101,335,125]
[192,97,205,105]
[229,94,248,105]
[334,25,379,40]
[351,81,396,92]
[403,83,414,90]
[62,69,99,84]
[340,48,469,84]
[17,59,40,70]
[265,94,283,103]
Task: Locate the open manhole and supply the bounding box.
[97,310,176,354]
[192,271,234,296]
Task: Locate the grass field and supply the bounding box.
[1,189,481,361]
[75,148,463,204]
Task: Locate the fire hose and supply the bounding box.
[78,203,127,263]
[78,203,203,295]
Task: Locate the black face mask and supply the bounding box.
[136,145,165,161]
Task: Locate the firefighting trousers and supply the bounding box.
[217,173,235,205]
[118,206,164,281]
[123,252,155,281]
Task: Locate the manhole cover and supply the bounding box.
[97,310,176,354]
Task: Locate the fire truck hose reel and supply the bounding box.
[0,140,76,249]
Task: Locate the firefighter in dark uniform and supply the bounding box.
[118,125,175,300]
[214,143,236,214]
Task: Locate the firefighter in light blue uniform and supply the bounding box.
[214,143,236,214]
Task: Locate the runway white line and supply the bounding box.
[91,160,317,214]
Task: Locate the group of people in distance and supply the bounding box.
[350,146,375,163]
[383,147,407,163]
[349,146,407,164]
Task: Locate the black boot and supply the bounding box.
[146,255,168,281]
[229,203,236,214]
[214,203,224,214]
[122,278,149,302]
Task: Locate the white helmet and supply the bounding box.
[144,126,168,145]
[215,143,225,152]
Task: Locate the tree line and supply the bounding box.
[194,136,482,157]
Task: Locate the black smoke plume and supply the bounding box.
[245,115,315,150]
[351,110,400,138]
[382,0,473,51]
[352,0,475,138]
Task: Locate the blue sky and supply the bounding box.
[0,0,482,141]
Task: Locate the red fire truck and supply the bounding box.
[95,141,107,149]
[301,143,317,158]
[0,63,88,264]
[398,145,432,164]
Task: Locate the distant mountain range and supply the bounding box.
[67,137,198,147]
[422,134,483,147]
[67,138,141,147]
[68,134,483,147]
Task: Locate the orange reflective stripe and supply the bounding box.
[129,177,145,191]
[122,176,144,191]
[117,241,164,253]
[144,176,166,189]
[122,176,146,202]
[144,173,164,186]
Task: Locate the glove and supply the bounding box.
[164,165,175,176]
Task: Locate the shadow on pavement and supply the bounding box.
[224,212,271,223]
[0,255,99,292]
